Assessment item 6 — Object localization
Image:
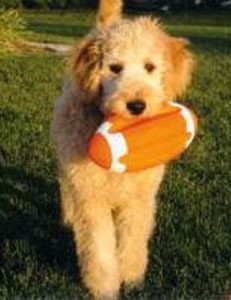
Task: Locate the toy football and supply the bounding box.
[87,102,198,173]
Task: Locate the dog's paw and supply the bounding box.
[120,252,147,287]
[84,271,120,300]
[97,294,119,300]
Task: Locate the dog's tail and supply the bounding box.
[97,0,123,27]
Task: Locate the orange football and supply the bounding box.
[87,102,198,173]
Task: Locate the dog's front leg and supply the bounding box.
[115,195,156,288]
[72,199,120,300]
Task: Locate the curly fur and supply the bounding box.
[51,1,195,299]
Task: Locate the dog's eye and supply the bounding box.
[109,63,123,74]
[144,62,156,73]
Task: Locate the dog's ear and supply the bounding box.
[164,37,195,100]
[70,36,103,101]
[97,0,123,27]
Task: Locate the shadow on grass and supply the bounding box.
[0,164,78,282]
[28,23,90,39]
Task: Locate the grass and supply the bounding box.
[22,9,231,45]
[0,9,231,300]
[0,9,29,55]
[24,10,95,44]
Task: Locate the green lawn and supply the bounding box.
[23,10,231,44]
[0,9,231,300]
[24,10,95,44]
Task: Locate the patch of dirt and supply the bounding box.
[22,41,72,55]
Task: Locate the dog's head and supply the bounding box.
[70,1,195,118]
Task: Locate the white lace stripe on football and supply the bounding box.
[170,102,196,148]
[97,122,128,173]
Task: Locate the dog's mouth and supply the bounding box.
[100,87,166,119]
[101,100,164,120]
[100,97,148,119]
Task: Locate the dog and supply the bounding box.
[51,0,195,299]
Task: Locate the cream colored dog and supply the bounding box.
[51,1,194,299]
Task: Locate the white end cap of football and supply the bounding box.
[170,102,196,147]
[97,122,128,173]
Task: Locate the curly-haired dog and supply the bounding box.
[51,0,194,299]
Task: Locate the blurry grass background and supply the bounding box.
[23,9,231,44]
[0,9,29,54]
[0,8,231,300]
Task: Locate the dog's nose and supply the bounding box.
[126,100,146,115]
